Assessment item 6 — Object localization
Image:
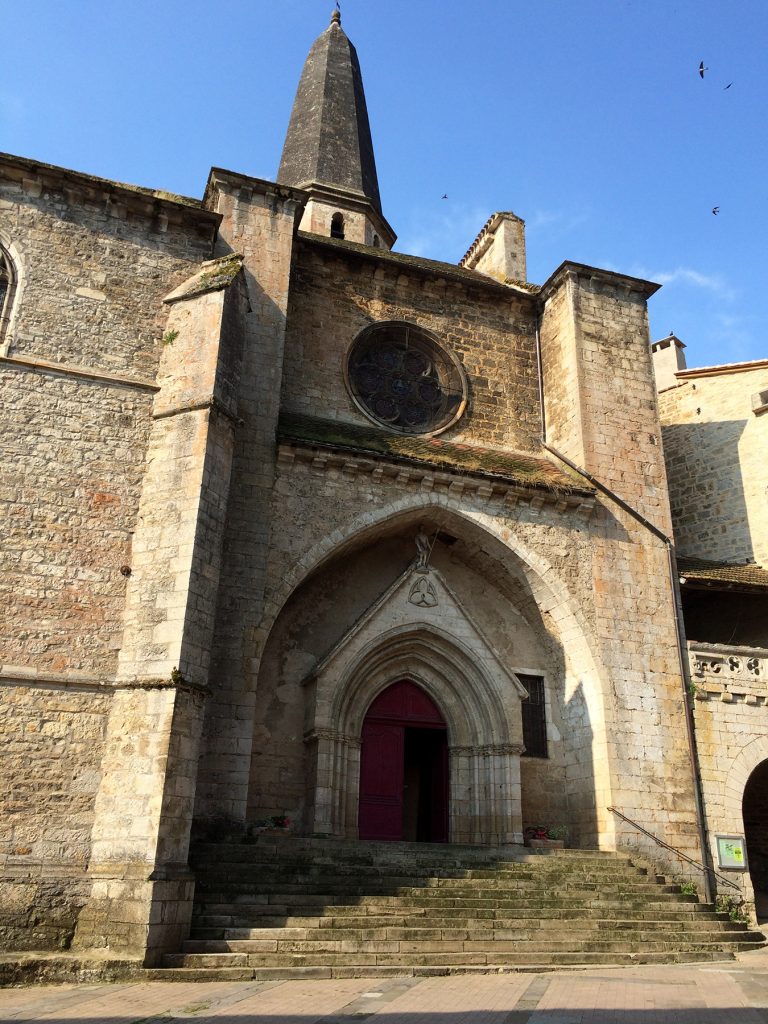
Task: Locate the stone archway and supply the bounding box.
[302,565,528,845]
[743,761,768,921]
[251,497,615,847]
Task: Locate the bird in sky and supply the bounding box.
[724,82,734,90]
[712,206,720,215]
[699,61,708,78]
[441,194,448,200]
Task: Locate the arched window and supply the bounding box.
[372,234,381,248]
[0,244,16,351]
[330,212,345,240]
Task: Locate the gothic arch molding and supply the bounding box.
[305,609,527,844]
[251,494,616,846]
[723,735,768,833]
[332,624,519,746]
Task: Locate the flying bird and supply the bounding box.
[699,61,708,78]
[441,194,448,200]
[712,206,720,215]
[724,82,733,90]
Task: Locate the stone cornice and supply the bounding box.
[203,167,308,211]
[539,260,661,303]
[277,439,595,517]
[0,151,220,231]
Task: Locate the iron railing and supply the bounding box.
[608,806,741,894]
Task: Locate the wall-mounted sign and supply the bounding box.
[716,834,748,871]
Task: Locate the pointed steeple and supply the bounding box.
[278,11,395,249]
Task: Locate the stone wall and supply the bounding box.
[688,642,768,914]
[0,155,216,676]
[0,680,111,949]
[659,366,768,566]
[0,156,216,374]
[281,236,541,451]
[0,155,217,952]
[538,265,700,867]
[1,368,153,675]
[193,171,306,824]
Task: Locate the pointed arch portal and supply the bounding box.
[359,680,448,842]
[302,565,528,844]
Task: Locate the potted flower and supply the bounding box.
[524,825,569,849]
[246,814,293,839]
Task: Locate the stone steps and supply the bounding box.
[160,837,765,978]
[195,876,684,892]
[165,943,761,970]
[146,949,742,982]
[188,921,752,943]
[194,894,701,911]
[181,930,764,953]
[192,909,729,925]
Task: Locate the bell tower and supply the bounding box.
[278,10,396,249]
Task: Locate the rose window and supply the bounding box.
[346,322,467,435]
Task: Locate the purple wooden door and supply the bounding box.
[358,681,448,842]
[358,721,404,840]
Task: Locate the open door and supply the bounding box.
[358,680,448,842]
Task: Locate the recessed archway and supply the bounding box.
[743,760,768,922]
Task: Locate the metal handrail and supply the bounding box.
[607,806,741,894]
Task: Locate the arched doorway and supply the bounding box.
[359,680,448,842]
[743,760,768,921]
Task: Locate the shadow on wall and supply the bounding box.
[562,681,596,849]
[662,419,751,562]
[241,508,602,850]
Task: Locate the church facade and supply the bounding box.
[1,13,766,965]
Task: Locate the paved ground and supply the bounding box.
[4,952,768,1024]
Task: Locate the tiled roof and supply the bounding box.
[678,556,768,590]
[277,414,592,496]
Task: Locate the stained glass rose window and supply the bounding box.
[346,322,467,435]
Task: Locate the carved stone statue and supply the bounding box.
[415,528,431,573]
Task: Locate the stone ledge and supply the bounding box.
[0,353,158,392]
[0,950,144,987]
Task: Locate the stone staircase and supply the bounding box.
[149,837,766,980]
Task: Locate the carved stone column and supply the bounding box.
[305,729,361,838]
[450,744,523,845]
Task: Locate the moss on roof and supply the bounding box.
[278,413,592,496]
[297,232,539,299]
[678,556,768,590]
[163,254,244,304]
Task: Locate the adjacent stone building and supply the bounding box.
[652,338,768,916]
[1,11,765,965]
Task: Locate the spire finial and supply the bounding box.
[331,4,340,25]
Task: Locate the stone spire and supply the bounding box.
[278,11,395,248]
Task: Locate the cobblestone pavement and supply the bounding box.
[3,952,768,1024]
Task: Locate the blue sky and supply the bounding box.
[2,1,766,368]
